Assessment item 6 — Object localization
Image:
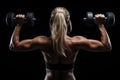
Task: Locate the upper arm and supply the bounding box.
[10,36,49,51]
[73,36,107,52]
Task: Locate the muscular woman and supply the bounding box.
[9,7,112,80]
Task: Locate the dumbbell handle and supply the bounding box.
[12,17,36,20]
[32,18,36,20]
[83,17,107,20]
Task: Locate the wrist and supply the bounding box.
[98,24,104,26]
[16,24,22,27]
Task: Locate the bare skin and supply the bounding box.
[9,14,112,80]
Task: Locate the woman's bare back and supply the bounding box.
[40,36,82,80]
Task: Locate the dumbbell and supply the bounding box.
[83,12,115,26]
[6,12,36,27]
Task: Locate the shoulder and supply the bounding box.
[72,36,87,41]
[70,36,89,46]
[34,36,49,40]
[33,36,51,44]
[65,36,88,45]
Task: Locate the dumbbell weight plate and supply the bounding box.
[26,12,36,27]
[85,12,94,26]
[6,12,15,26]
[106,12,115,26]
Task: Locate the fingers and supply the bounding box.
[94,14,106,25]
[15,14,26,25]
[95,14,105,18]
[16,14,25,19]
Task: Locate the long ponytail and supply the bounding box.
[50,7,72,57]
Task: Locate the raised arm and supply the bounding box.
[74,14,112,52]
[9,14,48,52]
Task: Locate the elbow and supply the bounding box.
[9,43,16,51]
[101,42,112,52]
[102,44,112,52]
[9,42,19,51]
[106,42,112,52]
[97,45,112,52]
[9,37,21,51]
[106,45,112,52]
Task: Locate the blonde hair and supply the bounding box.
[50,7,72,57]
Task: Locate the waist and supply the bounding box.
[45,70,75,80]
[45,62,75,70]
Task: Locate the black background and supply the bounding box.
[0,0,120,80]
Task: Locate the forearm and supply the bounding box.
[9,24,22,49]
[98,24,112,50]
